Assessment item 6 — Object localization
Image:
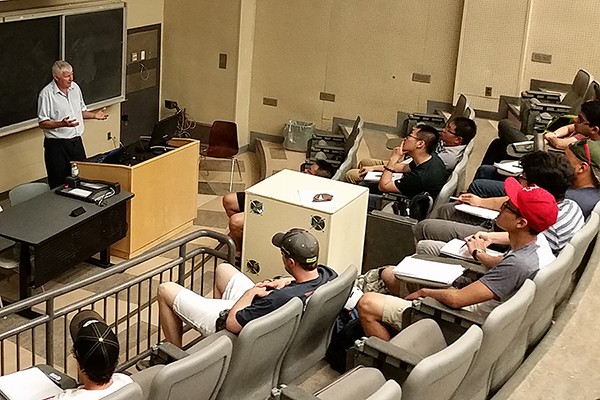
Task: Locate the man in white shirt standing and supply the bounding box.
[37,60,109,188]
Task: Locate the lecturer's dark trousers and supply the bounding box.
[44,136,86,189]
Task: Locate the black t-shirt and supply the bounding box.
[394,154,448,198]
[235,265,337,327]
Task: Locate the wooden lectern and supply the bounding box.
[78,138,199,259]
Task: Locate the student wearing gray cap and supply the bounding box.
[157,228,337,347]
[53,310,132,399]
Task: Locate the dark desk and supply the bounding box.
[0,190,133,301]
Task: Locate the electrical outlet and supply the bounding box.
[107,131,112,140]
[485,87,493,97]
[319,92,336,102]
[219,54,228,69]
[131,52,138,62]
[140,50,146,60]
[531,52,552,64]
[263,97,278,107]
[412,73,431,84]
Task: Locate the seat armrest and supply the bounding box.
[370,209,418,224]
[411,297,486,327]
[152,341,190,364]
[529,98,571,112]
[363,336,424,368]
[187,330,237,354]
[521,90,561,103]
[408,113,446,124]
[275,385,319,400]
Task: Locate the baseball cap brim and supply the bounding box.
[503,177,522,210]
[69,310,106,341]
[271,232,285,248]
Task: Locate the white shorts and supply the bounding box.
[173,271,254,335]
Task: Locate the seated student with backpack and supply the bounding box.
[357,179,558,340]
[363,125,448,210]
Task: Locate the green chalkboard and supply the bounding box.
[0,5,125,135]
[65,8,124,106]
[0,16,60,131]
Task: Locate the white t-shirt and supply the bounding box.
[53,373,133,400]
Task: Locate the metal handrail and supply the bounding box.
[0,229,236,376]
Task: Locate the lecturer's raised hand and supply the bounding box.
[94,107,109,120]
[61,117,79,127]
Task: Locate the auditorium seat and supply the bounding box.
[131,335,232,400]
[279,265,358,384]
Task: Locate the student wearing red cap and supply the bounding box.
[358,178,558,341]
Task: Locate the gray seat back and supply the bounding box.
[216,297,303,400]
[317,367,401,400]
[332,124,364,181]
[555,211,600,305]
[101,382,144,400]
[449,94,470,121]
[562,69,593,112]
[452,279,535,400]
[402,324,483,400]
[430,171,459,216]
[143,335,233,400]
[490,245,574,392]
[279,265,358,383]
[9,182,50,206]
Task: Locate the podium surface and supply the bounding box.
[78,138,199,259]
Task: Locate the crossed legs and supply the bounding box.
[157,263,241,347]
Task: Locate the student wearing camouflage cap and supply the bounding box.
[157,228,337,347]
[564,139,600,217]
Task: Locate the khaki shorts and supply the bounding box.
[381,295,412,332]
[173,271,254,335]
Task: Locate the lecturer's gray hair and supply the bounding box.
[52,60,73,78]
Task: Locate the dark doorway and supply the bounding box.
[120,24,161,146]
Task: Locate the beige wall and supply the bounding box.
[0,0,163,193]
[161,0,241,124]
[454,0,530,111]
[248,0,464,139]
[522,0,600,89]
[455,0,600,112]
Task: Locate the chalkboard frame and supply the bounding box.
[0,2,126,137]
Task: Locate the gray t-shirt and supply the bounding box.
[465,241,540,317]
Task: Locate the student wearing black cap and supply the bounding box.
[53,310,132,399]
[157,228,337,347]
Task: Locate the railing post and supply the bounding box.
[177,242,187,286]
[46,299,54,366]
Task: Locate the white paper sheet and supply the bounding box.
[0,367,63,400]
[454,203,500,220]
[363,171,403,182]
[440,239,504,263]
[392,256,465,285]
[493,160,523,175]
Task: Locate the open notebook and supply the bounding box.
[454,203,500,220]
[363,171,403,182]
[393,256,465,286]
[440,239,504,264]
[0,367,63,400]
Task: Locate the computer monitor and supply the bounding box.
[148,113,180,148]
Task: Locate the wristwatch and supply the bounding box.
[471,248,484,261]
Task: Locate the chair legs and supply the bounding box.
[228,157,243,192]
